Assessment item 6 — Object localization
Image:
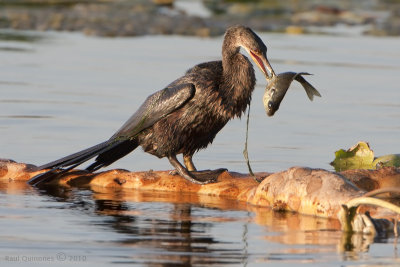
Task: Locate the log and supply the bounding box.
[1,159,400,235]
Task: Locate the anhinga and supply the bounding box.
[28,25,275,186]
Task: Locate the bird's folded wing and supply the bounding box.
[112,83,195,138]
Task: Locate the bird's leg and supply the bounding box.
[183,154,197,171]
[168,155,217,185]
[183,154,227,180]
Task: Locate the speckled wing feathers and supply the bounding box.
[112,83,195,139]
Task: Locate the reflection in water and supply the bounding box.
[0,31,44,42]
[1,181,399,266]
[0,115,52,119]
[0,47,33,52]
[37,184,250,266]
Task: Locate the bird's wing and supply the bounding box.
[294,73,321,101]
[111,83,195,138]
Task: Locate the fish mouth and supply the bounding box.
[249,50,276,80]
[266,110,275,116]
[267,102,278,116]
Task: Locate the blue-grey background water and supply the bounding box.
[1,29,399,266]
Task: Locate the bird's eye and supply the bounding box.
[268,101,273,109]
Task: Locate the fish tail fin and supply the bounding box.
[295,73,321,101]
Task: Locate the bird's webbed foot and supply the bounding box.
[172,167,219,185]
[191,168,227,181]
[168,155,225,185]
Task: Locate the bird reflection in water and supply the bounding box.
[39,184,250,266]
[24,183,385,266]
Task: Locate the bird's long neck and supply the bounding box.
[221,44,256,117]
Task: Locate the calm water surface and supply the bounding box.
[1,30,399,266]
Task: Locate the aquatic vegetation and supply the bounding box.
[331,141,400,171]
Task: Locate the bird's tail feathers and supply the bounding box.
[38,140,112,170]
[29,139,126,186]
[85,139,139,172]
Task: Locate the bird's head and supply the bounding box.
[226,25,276,80]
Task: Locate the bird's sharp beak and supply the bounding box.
[249,50,276,80]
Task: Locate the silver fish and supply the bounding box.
[263,72,321,116]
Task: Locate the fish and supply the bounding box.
[263,72,321,116]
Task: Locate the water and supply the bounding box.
[1,30,400,266]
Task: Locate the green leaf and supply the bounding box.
[373,154,400,168]
[331,141,375,171]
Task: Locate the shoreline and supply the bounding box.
[1,0,399,37]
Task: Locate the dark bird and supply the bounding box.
[263,72,321,116]
[28,25,275,186]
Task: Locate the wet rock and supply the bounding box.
[1,0,400,37]
[291,5,374,26]
[341,167,400,193]
[0,0,226,37]
[367,6,400,36]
